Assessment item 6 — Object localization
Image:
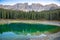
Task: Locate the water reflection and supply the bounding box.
[0,32,31,40]
[0,32,60,40]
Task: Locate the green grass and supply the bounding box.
[0,23,60,35]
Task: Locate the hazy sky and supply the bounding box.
[0,0,60,5]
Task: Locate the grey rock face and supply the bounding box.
[0,3,60,11]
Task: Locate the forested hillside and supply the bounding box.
[0,8,60,20]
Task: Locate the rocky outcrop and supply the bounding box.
[0,3,60,11]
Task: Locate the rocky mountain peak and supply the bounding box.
[0,3,60,11]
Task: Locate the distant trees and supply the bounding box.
[0,8,60,20]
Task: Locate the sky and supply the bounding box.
[0,0,60,5]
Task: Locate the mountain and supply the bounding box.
[0,3,60,11]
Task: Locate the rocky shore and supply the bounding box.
[0,19,60,26]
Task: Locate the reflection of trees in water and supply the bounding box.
[0,23,60,33]
[0,32,60,40]
[0,32,31,40]
[0,35,31,40]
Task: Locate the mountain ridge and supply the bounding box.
[0,3,60,11]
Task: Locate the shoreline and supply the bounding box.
[0,19,60,26]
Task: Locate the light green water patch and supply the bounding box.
[0,23,60,35]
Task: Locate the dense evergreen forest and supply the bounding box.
[0,8,60,20]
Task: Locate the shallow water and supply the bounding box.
[0,32,50,40]
[0,32,44,40]
[0,32,60,40]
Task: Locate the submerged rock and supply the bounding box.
[54,37,60,40]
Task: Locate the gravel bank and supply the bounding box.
[0,20,60,26]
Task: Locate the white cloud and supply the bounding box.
[0,0,60,6]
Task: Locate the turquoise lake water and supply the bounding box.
[0,23,60,34]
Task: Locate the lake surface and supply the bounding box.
[0,23,60,40]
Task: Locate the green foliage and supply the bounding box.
[0,8,60,20]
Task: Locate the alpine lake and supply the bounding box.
[0,22,60,40]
